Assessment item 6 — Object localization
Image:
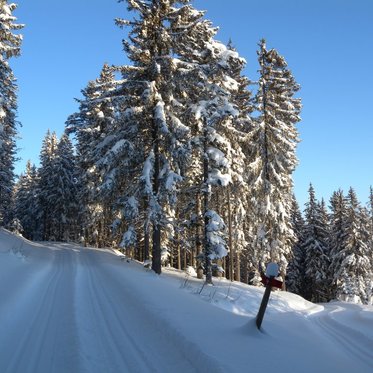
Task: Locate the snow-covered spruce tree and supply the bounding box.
[368,187,373,303]
[328,189,348,299]
[109,0,247,277]
[359,204,373,304]
[13,160,40,239]
[38,130,58,240]
[220,41,253,281]
[67,1,249,277]
[368,187,373,235]
[248,39,301,282]
[111,0,195,273]
[303,185,330,302]
[0,1,23,225]
[48,133,79,241]
[171,11,249,283]
[369,187,373,258]
[317,198,332,299]
[286,196,306,296]
[68,0,203,268]
[330,188,371,303]
[174,39,251,279]
[67,63,118,247]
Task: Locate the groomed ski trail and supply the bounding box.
[0,243,217,373]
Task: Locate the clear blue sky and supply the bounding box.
[11,0,373,209]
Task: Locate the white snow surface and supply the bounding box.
[0,228,373,373]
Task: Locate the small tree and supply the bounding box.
[14,161,40,240]
[303,185,330,302]
[287,196,306,296]
[331,188,371,303]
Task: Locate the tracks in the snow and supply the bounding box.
[76,249,199,373]
[1,248,80,373]
[77,250,156,372]
[0,245,202,373]
[312,307,373,369]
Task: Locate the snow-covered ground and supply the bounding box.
[0,228,372,373]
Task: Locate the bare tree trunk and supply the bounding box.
[152,223,161,274]
[195,195,202,259]
[227,186,234,281]
[241,252,248,284]
[203,119,212,284]
[151,110,162,274]
[183,247,187,269]
[177,247,181,270]
[216,259,223,278]
[176,230,181,270]
[169,247,174,268]
[144,224,150,261]
[143,196,150,261]
[223,257,227,279]
[235,251,241,282]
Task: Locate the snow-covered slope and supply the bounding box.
[0,228,372,373]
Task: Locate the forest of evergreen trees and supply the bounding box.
[0,0,372,304]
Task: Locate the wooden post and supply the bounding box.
[176,229,181,270]
[227,186,234,281]
[235,251,241,281]
[203,118,212,284]
[256,262,279,330]
[256,276,274,330]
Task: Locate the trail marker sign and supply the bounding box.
[260,274,283,289]
[265,262,279,277]
[256,263,281,330]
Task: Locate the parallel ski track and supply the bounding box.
[79,251,155,372]
[1,245,210,373]
[312,307,373,369]
[78,250,198,373]
[4,249,80,373]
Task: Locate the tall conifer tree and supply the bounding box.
[249,39,301,281]
[85,0,247,277]
[49,133,78,241]
[67,63,118,246]
[329,189,348,299]
[0,1,23,225]
[38,130,58,240]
